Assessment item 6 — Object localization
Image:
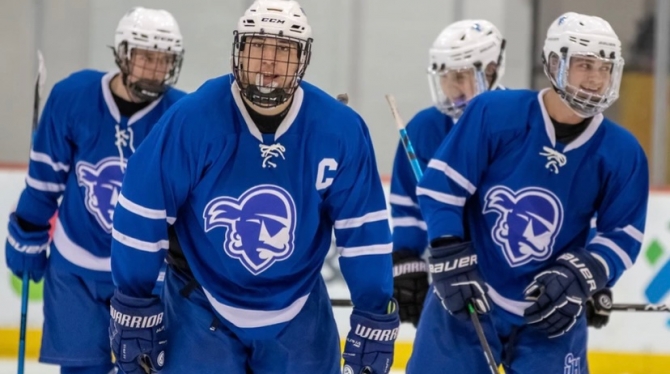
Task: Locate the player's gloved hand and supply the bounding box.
[586,288,612,329]
[524,249,609,338]
[342,300,400,374]
[5,213,50,282]
[392,250,429,327]
[428,240,490,320]
[110,290,167,374]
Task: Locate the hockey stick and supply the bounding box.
[331,299,353,307]
[332,299,670,313]
[384,94,499,374]
[611,303,670,312]
[18,51,47,374]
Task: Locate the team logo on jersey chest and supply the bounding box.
[483,186,564,267]
[76,157,126,233]
[203,185,297,275]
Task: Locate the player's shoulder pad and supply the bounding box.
[464,89,538,132]
[405,106,454,139]
[162,86,188,104]
[299,81,368,138]
[596,117,646,160]
[50,69,105,98]
[471,88,537,110]
[163,75,232,129]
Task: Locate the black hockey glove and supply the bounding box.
[524,249,609,338]
[110,290,167,373]
[429,240,490,320]
[392,250,429,327]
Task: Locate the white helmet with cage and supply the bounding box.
[543,12,624,118]
[232,0,313,108]
[113,7,184,101]
[428,19,506,119]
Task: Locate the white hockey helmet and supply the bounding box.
[428,20,506,119]
[543,12,624,118]
[113,7,184,101]
[232,0,313,108]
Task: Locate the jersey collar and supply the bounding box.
[537,88,603,152]
[231,82,304,142]
[101,70,164,125]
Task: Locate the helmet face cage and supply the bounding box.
[427,63,489,120]
[544,50,624,118]
[113,42,184,102]
[232,31,312,108]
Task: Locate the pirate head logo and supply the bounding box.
[76,157,126,233]
[204,185,297,275]
[483,186,563,267]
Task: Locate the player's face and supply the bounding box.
[439,68,478,105]
[239,36,301,90]
[128,49,176,84]
[566,55,613,98]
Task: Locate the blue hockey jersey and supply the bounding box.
[111,75,393,337]
[390,87,509,256]
[417,88,648,321]
[15,70,185,279]
[390,107,455,254]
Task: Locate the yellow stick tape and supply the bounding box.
[2,329,669,374]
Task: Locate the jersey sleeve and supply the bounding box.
[389,139,428,255]
[587,144,649,286]
[416,98,490,243]
[324,119,393,314]
[111,105,197,297]
[15,85,74,226]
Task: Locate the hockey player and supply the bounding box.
[410,12,647,373]
[392,19,614,332]
[107,1,399,373]
[4,7,185,374]
[390,19,506,328]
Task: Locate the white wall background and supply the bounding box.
[0,0,655,172]
[0,0,536,175]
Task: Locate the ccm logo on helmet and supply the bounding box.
[261,18,285,24]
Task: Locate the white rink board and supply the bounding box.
[0,169,668,353]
